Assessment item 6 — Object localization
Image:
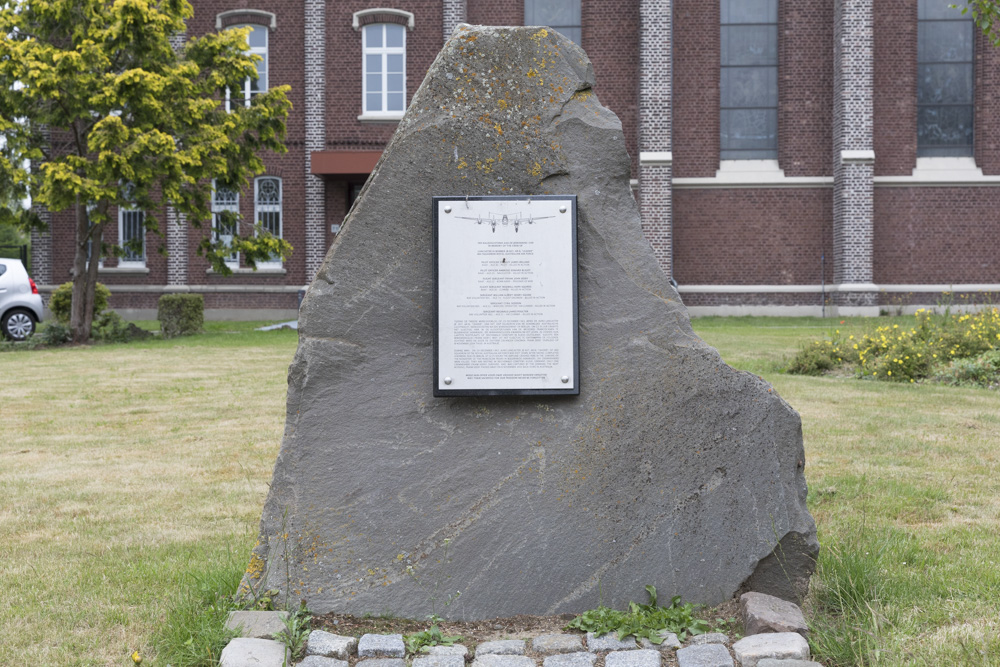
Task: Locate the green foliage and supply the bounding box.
[786,307,1000,383]
[404,616,464,655]
[48,281,111,325]
[35,321,72,346]
[956,1,1000,46]
[158,293,204,338]
[275,605,312,661]
[565,586,711,643]
[934,349,1000,389]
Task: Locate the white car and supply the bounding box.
[0,258,44,341]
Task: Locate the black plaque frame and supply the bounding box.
[433,195,580,397]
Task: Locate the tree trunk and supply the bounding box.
[70,198,103,343]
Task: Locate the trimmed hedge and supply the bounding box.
[157,293,204,338]
[48,281,111,324]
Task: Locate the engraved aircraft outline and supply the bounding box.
[452,211,555,232]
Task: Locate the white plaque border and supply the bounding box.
[433,195,580,397]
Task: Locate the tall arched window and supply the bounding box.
[362,23,406,117]
[720,0,778,160]
[212,181,240,269]
[228,24,268,110]
[525,0,581,44]
[255,177,282,268]
[917,0,974,157]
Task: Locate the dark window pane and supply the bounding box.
[918,21,973,61]
[721,108,777,154]
[721,66,778,107]
[721,0,777,24]
[918,63,973,104]
[919,0,970,20]
[721,25,778,66]
[917,105,973,154]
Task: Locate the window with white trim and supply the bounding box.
[918,0,974,157]
[362,23,406,117]
[228,24,268,110]
[720,0,778,160]
[524,0,581,44]
[212,181,240,268]
[118,206,145,267]
[255,176,282,268]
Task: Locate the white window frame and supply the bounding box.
[212,180,240,269]
[254,176,282,269]
[361,23,407,120]
[117,205,146,268]
[227,24,268,111]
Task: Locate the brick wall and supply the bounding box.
[673,189,833,285]
[467,0,521,27]
[873,1,917,176]
[673,0,719,178]
[874,188,1000,284]
[975,27,1000,174]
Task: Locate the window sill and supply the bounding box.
[206,267,286,275]
[357,113,403,124]
[672,160,833,189]
[873,157,1000,187]
[99,266,150,274]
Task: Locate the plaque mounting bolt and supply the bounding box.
[561,376,570,383]
[444,377,453,385]
[444,205,452,214]
[559,205,567,213]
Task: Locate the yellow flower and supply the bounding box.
[132,652,142,665]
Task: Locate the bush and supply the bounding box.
[934,350,1000,389]
[34,321,72,346]
[785,341,840,375]
[48,281,111,324]
[158,293,204,338]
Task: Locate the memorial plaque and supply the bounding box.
[434,195,579,396]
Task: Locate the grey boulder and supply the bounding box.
[243,24,817,618]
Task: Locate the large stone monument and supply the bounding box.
[243,25,817,617]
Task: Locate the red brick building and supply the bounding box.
[31,0,1000,317]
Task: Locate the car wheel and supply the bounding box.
[1,309,36,341]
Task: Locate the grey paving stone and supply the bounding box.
[219,638,289,667]
[476,640,527,656]
[225,610,289,639]
[306,630,358,659]
[740,593,809,639]
[686,634,730,647]
[413,654,466,667]
[532,634,584,655]
[426,644,470,657]
[586,632,639,651]
[756,660,823,667]
[676,644,734,667]
[731,634,810,667]
[604,648,661,667]
[357,659,406,667]
[358,634,406,658]
[472,654,536,667]
[638,633,681,651]
[543,651,597,667]
[298,657,349,667]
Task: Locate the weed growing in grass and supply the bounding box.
[565,585,711,643]
[404,615,464,654]
[404,537,463,618]
[934,349,1000,389]
[276,604,312,661]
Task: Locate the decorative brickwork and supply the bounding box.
[30,214,53,285]
[639,0,673,275]
[166,207,188,286]
[305,0,326,281]
[442,0,466,42]
[217,9,276,30]
[833,0,876,307]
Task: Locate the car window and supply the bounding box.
[0,262,6,277]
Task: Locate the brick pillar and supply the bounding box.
[638,0,673,277]
[166,207,188,286]
[304,0,327,282]
[443,0,467,42]
[30,213,52,286]
[833,0,877,312]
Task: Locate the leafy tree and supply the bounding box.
[956,1,1000,45]
[0,0,292,341]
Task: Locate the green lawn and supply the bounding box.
[1,316,997,665]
